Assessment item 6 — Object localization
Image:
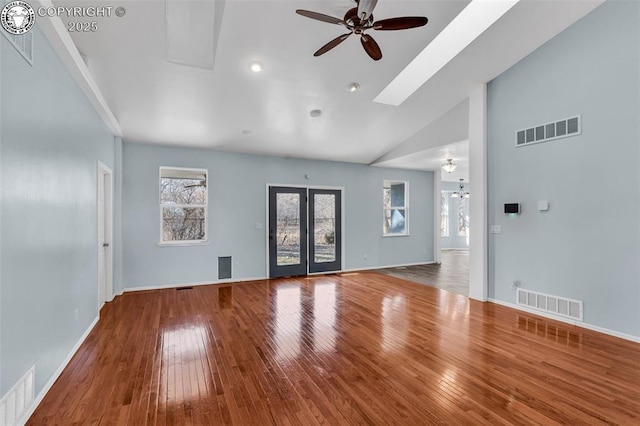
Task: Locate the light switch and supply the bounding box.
[255,222,263,230]
[490,225,502,234]
[538,200,549,211]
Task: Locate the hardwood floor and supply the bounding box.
[377,250,469,295]
[28,273,640,425]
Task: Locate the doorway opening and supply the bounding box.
[268,186,342,278]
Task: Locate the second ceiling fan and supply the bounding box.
[296,0,428,61]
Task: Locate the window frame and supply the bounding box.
[382,180,409,237]
[159,166,209,246]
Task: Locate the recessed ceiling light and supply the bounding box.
[249,61,263,73]
[374,0,520,106]
[348,82,360,92]
[309,109,322,118]
[242,130,252,136]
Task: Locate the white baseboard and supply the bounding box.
[18,316,100,425]
[489,298,640,344]
[124,264,439,291]
[343,261,436,273]
[124,276,268,293]
[468,291,487,302]
[441,248,469,251]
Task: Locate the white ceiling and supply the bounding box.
[54,0,603,172]
[376,140,470,182]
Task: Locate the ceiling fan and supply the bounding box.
[296,0,428,61]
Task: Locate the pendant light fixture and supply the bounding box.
[442,159,457,174]
[450,178,470,198]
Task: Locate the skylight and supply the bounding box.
[373,0,520,106]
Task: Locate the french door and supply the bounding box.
[268,187,342,278]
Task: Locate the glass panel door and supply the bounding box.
[268,187,342,277]
[269,187,308,278]
[309,189,341,273]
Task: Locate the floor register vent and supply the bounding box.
[516,289,583,321]
[516,115,581,147]
[0,366,35,426]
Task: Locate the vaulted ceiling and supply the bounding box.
[51,0,603,181]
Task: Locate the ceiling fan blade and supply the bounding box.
[360,34,382,61]
[296,9,344,26]
[314,33,352,57]
[357,0,378,21]
[373,16,428,31]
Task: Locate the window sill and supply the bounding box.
[158,240,209,247]
[382,233,411,238]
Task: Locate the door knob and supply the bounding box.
[103,242,110,248]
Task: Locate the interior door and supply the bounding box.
[269,187,308,278]
[98,171,106,306]
[309,189,341,273]
[97,163,113,308]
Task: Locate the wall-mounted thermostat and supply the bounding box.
[504,203,520,214]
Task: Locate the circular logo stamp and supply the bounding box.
[1,1,35,35]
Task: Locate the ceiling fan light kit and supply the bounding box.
[296,0,428,61]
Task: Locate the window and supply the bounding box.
[383,180,408,235]
[441,192,449,237]
[457,197,469,237]
[160,167,207,244]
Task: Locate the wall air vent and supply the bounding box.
[516,288,583,321]
[1,0,34,65]
[0,366,35,425]
[515,115,581,147]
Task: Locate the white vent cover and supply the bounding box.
[1,0,34,65]
[516,288,583,321]
[516,115,581,147]
[0,366,35,425]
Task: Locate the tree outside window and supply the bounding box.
[457,197,469,237]
[160,167,207,244]
[441,192,449,237]
[383,180,408,235]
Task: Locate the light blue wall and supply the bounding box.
[441,181,470,250]
[1,30,115,395]
[123,143,434,288]
[487,1,640,337]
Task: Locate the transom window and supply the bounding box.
[159,167,208,244]
[383,180,408,235]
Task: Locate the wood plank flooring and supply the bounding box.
[28,272,640,425]
[377,250,470,295]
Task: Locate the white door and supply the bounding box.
[97,162,113,309]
